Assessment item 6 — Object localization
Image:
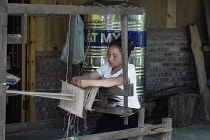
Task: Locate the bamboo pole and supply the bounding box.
[0,0,8,140]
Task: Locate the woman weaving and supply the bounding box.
[72,38,140,139]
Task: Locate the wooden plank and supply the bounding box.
[190,24,210,120]
[167,0,176,28]
[35,51,62,56]
[35,0,45,52]
[44,0,54,52]
[156,0,167,27]
[7,35,23,44]
[21,43,26,122]
[176,0,188,27]
[168,94,197,127]
[7,3,144,16]
[187,0,200,26]
[93,106,133,116]
[58,122,172,140]
[141,0,156,27]
[26,1,36,121]
[53,0,65,52]
[0,0,7,139]
[35,17,45,52]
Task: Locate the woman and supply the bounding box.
[72,38,140,139]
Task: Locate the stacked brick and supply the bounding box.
[35,56,67,120]
[146,29,201,94]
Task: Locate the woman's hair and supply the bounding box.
[108,38,134,57]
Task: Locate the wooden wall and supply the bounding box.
[34,0,207,56]
[35,0,93,56]
[130,0,206,30]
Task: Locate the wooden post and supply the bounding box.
[67,14,76,82]
[0,0,8,140]
[20,7,27,123]
[26,0,36,121]
[121,15,129,125]
[137,108,145,140]
[21,41,27,122]
[167,0,176,28]
[161,118,172,140]
[189,24,210,120]
[21,14,28,44]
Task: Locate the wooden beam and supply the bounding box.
[93,106,133,116]
[0,0,8,140]
[167,0,176,28]
[103,84,133,96]
[7,35,23,44]
[35,51,62,56]
[189,24,210,120]
[7,3,144,16]
[57,121,172,140]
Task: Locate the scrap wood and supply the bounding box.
[145,85,186,102]
[189,24,210,120]
[151,127,173,133]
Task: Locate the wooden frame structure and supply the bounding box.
[0,1,172,140]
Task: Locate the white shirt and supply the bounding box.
[96,62,141,109]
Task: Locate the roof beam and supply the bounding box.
[8,3,144,16]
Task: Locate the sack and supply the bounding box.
[60,14,84,64]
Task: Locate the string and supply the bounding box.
[83,107,88,131]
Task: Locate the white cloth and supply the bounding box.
[96,62,140,109]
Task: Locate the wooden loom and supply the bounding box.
[7,80,99,118]
[1,1,173,140]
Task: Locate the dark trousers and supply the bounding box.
[92,113,138,140]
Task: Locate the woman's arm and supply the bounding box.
[72,70,101,85]
[75,74,124,88]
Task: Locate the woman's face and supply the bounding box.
[107,45,122,69]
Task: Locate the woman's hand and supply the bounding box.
[72,76,89,88]
[71,71,101,87]
[72,76,81,86]
[75,79,88,88]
